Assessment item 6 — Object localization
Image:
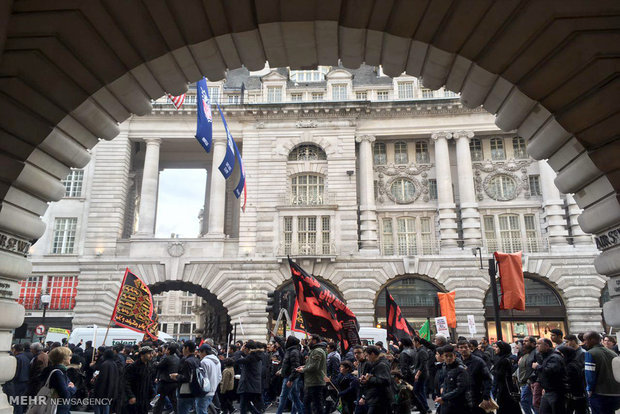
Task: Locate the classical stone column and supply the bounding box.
[431,131,459,249]
[566,194,593,246]
[355,135,379,252]
[538,160,569,246]
[135,138,161,236]
[453,131,481,248]
[207,139,227,237]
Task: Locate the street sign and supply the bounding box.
[467,314,477,335]
[434,316,450,337]
[35,324,45,336]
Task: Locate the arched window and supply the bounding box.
[470,138,483,161]
[487,174,518,201]
[291,174,325,205]
[375,277,442,329]
[394,142,408,164]
[513,137,527,159]
[490,137,505,160]
[415,141,429,164]
[288,144,327,161]
[374,142,387,165]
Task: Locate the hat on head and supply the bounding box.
[139,346,154,354]
[199,343,213,353]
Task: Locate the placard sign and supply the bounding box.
[434,316,450,337]
[467,314,477,335]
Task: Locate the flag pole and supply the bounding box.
[488,257,503,342]
[103,268,130,347]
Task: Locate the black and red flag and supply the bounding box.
[111,268,159,340]
[288,258,360,351]
[385,288,415,341]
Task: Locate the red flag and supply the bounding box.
[290,299,307,334]
[289,259,360,351]
[437,291,456,328]
[111,268,158,340]
[385,288,414,340]
[495,251,525,311]
[167,93,186,109]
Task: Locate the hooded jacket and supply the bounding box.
[280,336,302,380]
[441,360,471,413]
[302,341,327,388]
[237,350,263,394]
[360,355,392,406]
[201,353,222,396]
[557,346,585,398]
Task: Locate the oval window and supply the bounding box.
[390,178,416,203]
[487,175,518,201]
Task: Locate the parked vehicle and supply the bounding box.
[69,326,174,346]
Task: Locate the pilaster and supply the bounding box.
[431,131,458,250]
[538,160,569,247]
[356,135,379,253]
[135,138,161,237]
[453,130,481,248]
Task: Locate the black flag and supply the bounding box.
[289,258,360,351]
[111,268,158,340]
[385,288,415,341]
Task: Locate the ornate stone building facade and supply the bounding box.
[23,65,605,342]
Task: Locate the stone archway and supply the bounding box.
[2,4,620,411]
[149,280,231,344]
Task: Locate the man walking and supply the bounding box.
[124,346,155,414]
[584,331,620,414]
[536,338,566,414]
[296,334,327,414]
[412,336,431,414]
[517,336,538,414]
[198,343,222,414]
[457,339,491,414]
[171,341,202,414]
[153,343,180,414]
[358,346,392,414]
[276,335,304,414]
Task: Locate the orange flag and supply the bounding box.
[437,291,456,328]
[494,251,525,311]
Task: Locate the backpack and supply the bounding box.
[190,365,211,397]
[26,369,60,414]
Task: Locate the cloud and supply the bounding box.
[156,169,207,238]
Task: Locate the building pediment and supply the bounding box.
[261,70,288,82]
[326,68,353,80]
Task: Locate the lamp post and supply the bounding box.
[40,293,51,342]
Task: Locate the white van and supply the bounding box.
[69,326,174,347]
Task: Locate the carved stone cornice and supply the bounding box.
[374,164,433,204]
[431,131,453,141]
[356,135,376,143]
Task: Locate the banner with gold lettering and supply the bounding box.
[111,268,158,340]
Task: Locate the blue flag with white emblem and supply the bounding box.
[216,104,236,178]
[195,78,213,153]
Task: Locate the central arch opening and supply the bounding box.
[149,281,230,344]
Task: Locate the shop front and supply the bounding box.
[485,276,566,342]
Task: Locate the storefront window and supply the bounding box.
[487,321,566,343]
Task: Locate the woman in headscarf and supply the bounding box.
[491,341,521,414]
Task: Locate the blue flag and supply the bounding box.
[195,78,213,153]
[217,104,236,178]
[232,138,247,211]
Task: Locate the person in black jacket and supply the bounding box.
[276,336,304,414]
[93,349,120,414]
[457,340,492,414]
[124,346,155,414]
[435,345,470,414]
[359,346,392,414]
[237,340,264,414]
[536,338,567,414]
[9,344,31,414]
[556,346,587,414]
[412,336,430,413]
[398,337,416,385]
[335,360,359,414]
[153,343,180,414]
[171,341,201,414]
[492,341,521,414]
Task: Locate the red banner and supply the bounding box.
[437,291,457,328]
[385,288,414,340]
[495,251,525,311]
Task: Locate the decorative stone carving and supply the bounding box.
[167,241,185,257]
[472,158,533,201]
[296,120,318,128]
[374,163,433,204]
[483,172,523,201]
[355,135,376,143]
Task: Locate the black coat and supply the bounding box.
[237,351,263,394]
[441,361,471,414]
[176,355,200,398]
[94,358,120,399]
[492,356,521,414]
[360,356,392,406]
[538,351,566,393]
[280,342,302,380]
[124,358,154,406]
[413,346,429,381]
[462,354,492,403]
[155,353,180,383]
[399,348,416,382]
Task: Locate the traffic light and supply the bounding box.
[266,291,280,316]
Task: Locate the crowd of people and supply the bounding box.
[4,329,620,414]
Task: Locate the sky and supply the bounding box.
[156,169,207,238]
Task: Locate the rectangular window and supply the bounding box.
[298,216,317,254]
[52,218,77,254]
[524,214,539,252]
[376,91,389,100]
[47,276,78,310]
[291,93,303,102]
[332,84,347,100]
[499,214,522,253]
[162,323,168,333]
[470,139,483,161]
[208,87,220,104]
[181,300,193,315]
[62,170,84,198]
[172,323,178,334]
[284,217,293,255]
[311,92,323,101]
[415,141,429,164]
[483,215,498,252]
[394,142,408,164]
[356,91,367,100]
[322,216,331,254]
[267,87,282,102]
[18,276,43,309]
[227,95,240,104]
[398,82,414,99]
[421,88,434,98]
[397,217,416,255]
[382,218,394,255]
[443,89,459,98]
[428,179,438,200]
[374,143,387,165]
[180,323,191,334]
[529,175,542,196]
[154,300,163,315]
[490,138,506,160]
[420,217,433,254]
